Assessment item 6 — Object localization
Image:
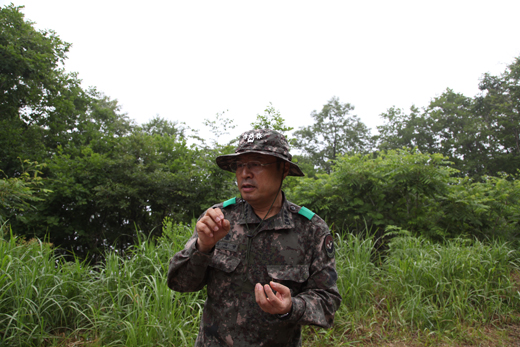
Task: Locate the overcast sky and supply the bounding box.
[4,0,520,142]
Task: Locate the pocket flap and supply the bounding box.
[266,264,309,283]
[209,251,240,273]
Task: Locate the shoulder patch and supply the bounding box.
[298,206,315,220]
[222,197,236,208]
[324,234,335,258]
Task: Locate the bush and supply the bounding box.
[288,149,520,242]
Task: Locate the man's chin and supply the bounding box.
[239,190,258,202]
[240,187,256,195]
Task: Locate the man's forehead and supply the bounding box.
[237,153,274,161]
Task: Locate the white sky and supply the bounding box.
[4,0,520,142]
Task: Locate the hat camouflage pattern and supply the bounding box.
[216,129,304,177]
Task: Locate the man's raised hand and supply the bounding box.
[195,208,230,253]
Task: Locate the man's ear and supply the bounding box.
[283,162,290,179]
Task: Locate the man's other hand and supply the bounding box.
[255,281,293,315]
[196,208,230,253]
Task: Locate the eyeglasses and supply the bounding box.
[230,161,278,172]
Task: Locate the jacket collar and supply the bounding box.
[238,192,295,231]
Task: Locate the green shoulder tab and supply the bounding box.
[298,206,315,220]
[223,197,237,208]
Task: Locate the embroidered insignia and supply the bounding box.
[255,133,262,139]
[247,134,255,142]
[243,134,248,140]
[324,234,334,258]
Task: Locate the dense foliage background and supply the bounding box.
[2,4,519,258]
[1,4,520,346]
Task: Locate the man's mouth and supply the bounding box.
[241,183,256,192]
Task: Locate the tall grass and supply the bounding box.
[335,231,378,317]
[0,221,204,346]
[1,222,519,346]
[307,228,520,345]
[383,230,519,331]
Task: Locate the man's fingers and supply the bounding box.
[200,216,219,233]
[207,208,225,225]
[201,209,228,233]
[263,284,280,304]
[199,223,215,238]
[221,219,230,232]
[195,208,231,254]
[210,218,230,239]
[255,282,292,315]
[270,281,290,297]
[255,283,269,307]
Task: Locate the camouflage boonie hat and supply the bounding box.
[216,129,304,177]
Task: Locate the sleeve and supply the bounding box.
[166,223,214,293]
[286,218,342,328]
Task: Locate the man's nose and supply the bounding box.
[238,165,253,177]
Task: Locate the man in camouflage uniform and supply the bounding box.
[167,129,341,346]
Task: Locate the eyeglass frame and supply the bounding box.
[229,160,279,173]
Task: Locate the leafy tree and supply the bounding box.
[141,115,186,139]
[376,105,426,151]
[376,89,483,174]
[203,110,236,145]
[198,111,240,207]
[376,56,520,178]
[250,102,294,135]
[192,145,237,210]
[0,160,50,225]
[294,96,373,174]
[0,5,125,178]
[477,56,520,175]
[15,129,199,259]
[0,4,70,120]
[423,89,489,176]
[0,4,235,257]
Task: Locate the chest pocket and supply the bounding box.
[209,250,241,273]
[266,264,309,283]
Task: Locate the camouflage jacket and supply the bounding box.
[167,195,342,346]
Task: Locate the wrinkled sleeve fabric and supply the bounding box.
[167,226,213,293]
[287,218,342,328]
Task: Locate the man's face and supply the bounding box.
[235,153,288,206]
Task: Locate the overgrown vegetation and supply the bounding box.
[289,149,520,242]
[0,221,204,346]
[1,224,518,346]
[2,4,520,257]
[2,4,520,346]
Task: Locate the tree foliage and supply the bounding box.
[251,102,294,134]
[477,57,520,175]
[0,160,50,225]
[0,5,122,177]
[288,149,520,242]
[3,3,520,256]
[0,5,210,257]
[0,4,70,119]
[294,96,373,174]
[377,58,520,178]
